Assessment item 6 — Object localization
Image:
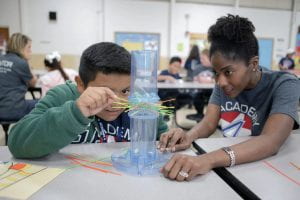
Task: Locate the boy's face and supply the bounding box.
[77,72,131,121]
[169,61,181,74]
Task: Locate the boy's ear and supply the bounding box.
[75,76,85,94]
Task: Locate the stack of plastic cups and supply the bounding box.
[111,50,170,175]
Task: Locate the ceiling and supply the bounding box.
[138,0,300,11]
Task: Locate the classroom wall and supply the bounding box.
[171,2,298,68]
[0,0,299,70]
[104,0,170,69]
[0,0,20,34]
[0,0,103,69]
[24,0,102,55]
[171,3,233,58]
[238,7,292,66]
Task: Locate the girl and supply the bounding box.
[38,51,77,97]
[159,14,300,181]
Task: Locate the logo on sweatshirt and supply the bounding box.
[220,102,259,137]
[72,122,130,144]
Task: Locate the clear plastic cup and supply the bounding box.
[111,50,170,175]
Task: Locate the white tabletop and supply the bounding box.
[157,81,215,89]
[0,143,240,200]
[194,131,300,200]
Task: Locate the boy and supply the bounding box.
[157,56,182,82]
[278,48,295,70]
[8,42,168,158]
[157,57,191,116]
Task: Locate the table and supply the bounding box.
[157,81,214,89]
[193,131,300,200]
[0,143,240,200]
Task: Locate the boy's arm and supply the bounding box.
[8,85,93,159]
[157,75,177,82]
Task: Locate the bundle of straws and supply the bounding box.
[113,97,175,116]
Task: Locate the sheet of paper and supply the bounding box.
[0,162,65,200]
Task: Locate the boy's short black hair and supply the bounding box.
[79,42,131,87]
[169,56,182,65]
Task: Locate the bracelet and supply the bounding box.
[222,147,236,167]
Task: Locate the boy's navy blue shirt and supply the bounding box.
[159,69,181,80]
[72,112,130,144]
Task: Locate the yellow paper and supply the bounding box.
[0,163,65,200]
[122,41,143,51]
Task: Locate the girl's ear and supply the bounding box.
[249,56,259,71]
[75,76,85,94]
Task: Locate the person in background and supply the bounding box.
[158,56,182,82]
[38,51,78,97]
[159,14,300,181]
[184,45,201,81]
[8,42,168,159]
[278,48,295,70]
[186,49,214,122]
[0,33,38,121]
[158,56,186,119]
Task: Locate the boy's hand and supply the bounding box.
[76,87,117,117]
[157,128,192,152]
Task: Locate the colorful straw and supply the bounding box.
[112,96,175,116]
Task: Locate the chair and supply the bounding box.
[0,120,17,145]
[28,87,42,99]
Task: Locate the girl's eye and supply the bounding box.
[224,70,233,76]
[213,71,219,77]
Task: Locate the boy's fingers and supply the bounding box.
[86,93,102,109]
[89,87,116,107]
[101,87,118,100]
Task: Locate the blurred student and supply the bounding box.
[158,57,191,115]
[158,57,182,116]
[8,42,168,158]
[38,51,77,97]
[184,45,201,80]
[158,56,182,82]
[279,48,295,70]
[187,49,214,121]
[0,33,38,121]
